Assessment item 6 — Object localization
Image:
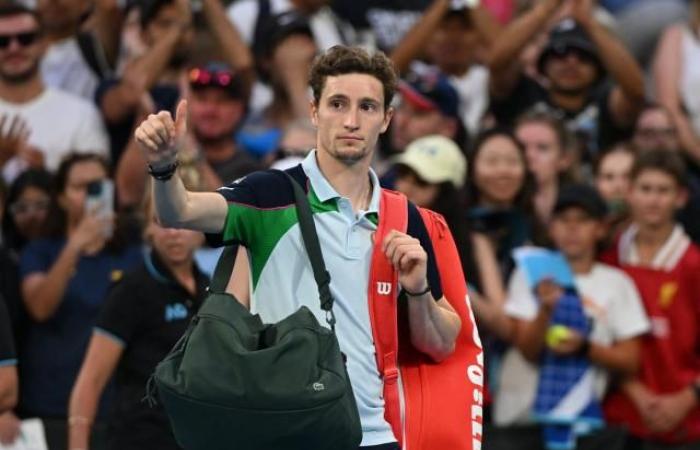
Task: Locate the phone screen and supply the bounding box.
[85,179,114,237]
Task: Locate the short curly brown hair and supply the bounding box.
[309,45,397,111]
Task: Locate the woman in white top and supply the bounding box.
[653,0,700,166]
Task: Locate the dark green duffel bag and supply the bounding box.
[148,174,362,450]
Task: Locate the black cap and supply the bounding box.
[253,10,313,57]
[553,183,608,219]
[537,18,602,75]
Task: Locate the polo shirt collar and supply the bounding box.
[300,149,381,213]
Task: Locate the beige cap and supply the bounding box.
[395,135,467,188]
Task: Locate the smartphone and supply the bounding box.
[85,179,114,237]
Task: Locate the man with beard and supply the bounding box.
[488,0,645,162]
[0,2,109,181]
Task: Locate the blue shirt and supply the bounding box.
[18,238,141,417]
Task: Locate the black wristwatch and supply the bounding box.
[148,160,179,181]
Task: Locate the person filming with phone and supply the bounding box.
[11,153,141,450]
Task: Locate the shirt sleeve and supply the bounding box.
[608,271,651,341]
[505,267,539,321]
[94,277,142,347]
[19,240,53,279]
[71,102,110,160]
[0,299,16,366]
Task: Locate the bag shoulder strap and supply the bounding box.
[368,188,408,445]
[76,31,111,79]
[208,169,336,329]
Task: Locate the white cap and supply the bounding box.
[395,135,467,188]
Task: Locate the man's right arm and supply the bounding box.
[135,100,228,234]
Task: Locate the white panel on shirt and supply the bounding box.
[494,263,650,426]
[0,89,109,181]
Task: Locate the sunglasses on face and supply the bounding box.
[0,31,39,49]
[549,46,595,64]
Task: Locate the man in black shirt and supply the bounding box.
[0,299,17,413]
[488,0,645,161]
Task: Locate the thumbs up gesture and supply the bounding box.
[134,100,189,170]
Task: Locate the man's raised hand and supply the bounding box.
[134,100,189,170]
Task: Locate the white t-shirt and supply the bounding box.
[41,37,101,101]
[493,263,650,426]
[0,88,110,181]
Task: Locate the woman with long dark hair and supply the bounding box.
[17,153,141,450]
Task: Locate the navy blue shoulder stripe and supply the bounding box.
[216,165,309,210]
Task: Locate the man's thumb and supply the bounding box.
[174,99,188,138]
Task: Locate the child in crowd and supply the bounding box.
[602,149,700,449]
[488,184,649,450]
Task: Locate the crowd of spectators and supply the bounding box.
[1,0,700,449]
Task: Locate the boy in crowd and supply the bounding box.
[603,150,700,449]
[490,184,649,450]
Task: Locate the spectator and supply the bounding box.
[1,169,52,259]
[652,0,700,168]
[602,150,700,449]
[466,128,542,278]
[17,153,141,450]
[632,104,680,154]
[37,0,123,99]
[393,134,510,340]
[0,2,109,180]
[69,192,206,450]
[236,11,318,157]
[390,0,501,135]
[594,143,636,239]
[226,0,355,56]
[0,300,17,415]
[491,183,649,450]
[269,118,316,169]
[379,69,467,183]
[98,0,252,162]
[515,110,576,224]
[488,0,645,161]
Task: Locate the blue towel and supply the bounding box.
[533,288,604,450]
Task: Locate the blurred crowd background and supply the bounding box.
[1,0,700,449]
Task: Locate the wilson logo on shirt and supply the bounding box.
[165,303,188,322]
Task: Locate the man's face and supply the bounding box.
[633,108,679,152]
[311,73,392,166]
[544,48,598,94]
[391,101,454,151]
[188,87,244,143]
[426,16,477,74]
[628,169,686,229]
[549,207,603,261]
[0,14,43,84]
[37,0,88,34]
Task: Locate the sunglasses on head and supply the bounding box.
[0,31,38,49]
[188,67,235,89]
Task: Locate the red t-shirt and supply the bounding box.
[601,240,700,443]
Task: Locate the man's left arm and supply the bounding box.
[574,0,645,127]
[382,230,461,362]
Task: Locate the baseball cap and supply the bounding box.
[188,62,245,99]
[253,10,313,57]
[395,135,467,188]
[398,70,460,119]
[552,183,608,219]
[537,19,602,75]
